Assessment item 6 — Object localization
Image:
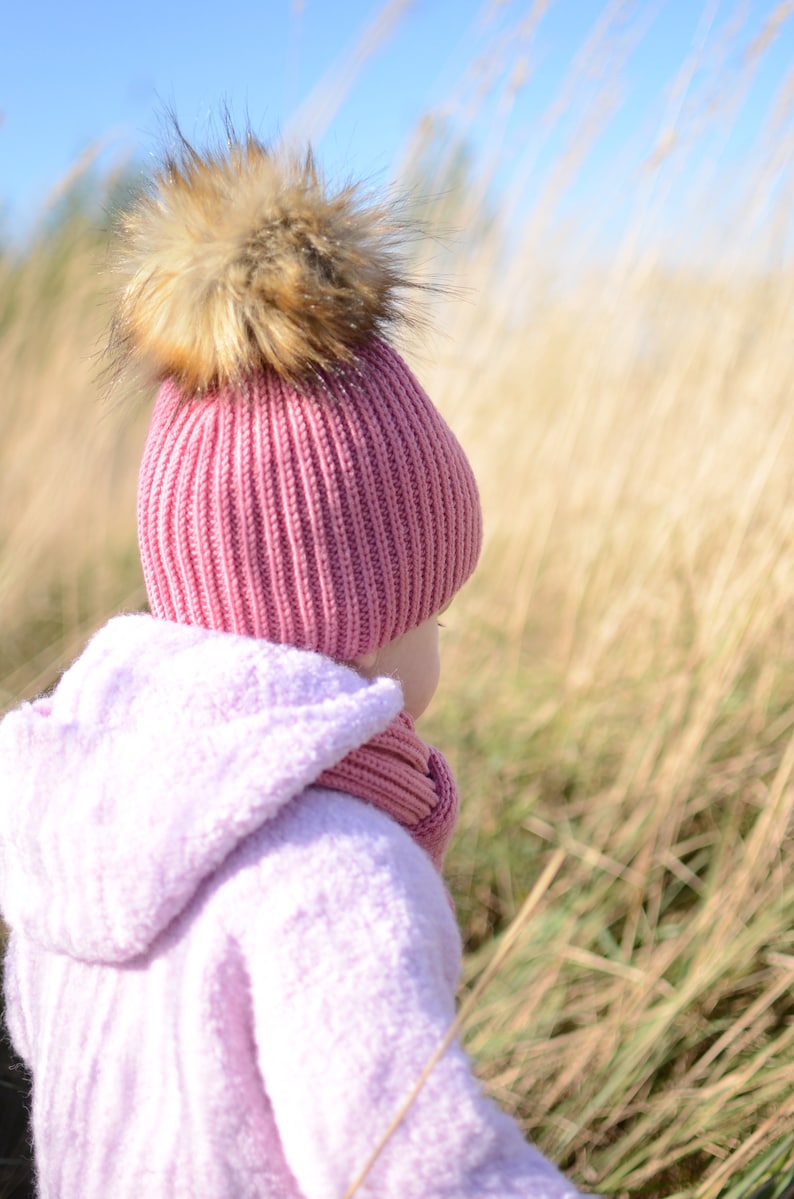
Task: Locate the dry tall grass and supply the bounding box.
[421,254,794,1196]
[0,209,149,710]
[3,4,794,1198]
[407,8,794,1191]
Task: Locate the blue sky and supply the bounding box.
[2,1,794,245]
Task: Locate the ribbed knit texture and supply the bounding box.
[138,340,482,659]
[316,710,459,869]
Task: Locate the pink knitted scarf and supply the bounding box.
[316,711,459,871]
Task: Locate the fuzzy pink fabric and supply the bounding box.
[138,341,482,659]
[0,616,586,1199]
[316,710,459,869]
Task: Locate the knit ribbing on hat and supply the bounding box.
[137,339,482,659]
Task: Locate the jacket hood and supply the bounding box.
[0,614,402,964]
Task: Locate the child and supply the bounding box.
[0,132,586,1198]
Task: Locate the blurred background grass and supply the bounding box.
[3,4,794,1197]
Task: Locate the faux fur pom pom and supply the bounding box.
[112,132,418,389]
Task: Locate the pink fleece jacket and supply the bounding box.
[0,615,584,1199]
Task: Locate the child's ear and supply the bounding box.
[349,648,379,675]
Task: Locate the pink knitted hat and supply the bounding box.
[115,133,481,658]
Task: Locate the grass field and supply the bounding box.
[3,6,794,1197]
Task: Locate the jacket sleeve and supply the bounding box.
[230,790,586,1199]
[2,934,31,1066]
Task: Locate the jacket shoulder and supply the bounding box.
[211,786,461,987]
